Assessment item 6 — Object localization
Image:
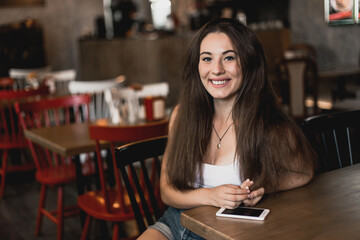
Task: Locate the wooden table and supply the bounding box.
[23,119,168,194]
[24,122,106,196]
[24,122,96,157]
[181,164,360,240]
[319,65,360,100]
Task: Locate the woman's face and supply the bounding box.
[198,32,243,103]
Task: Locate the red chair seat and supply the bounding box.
[35,164,77,185]
[78,189,134,222]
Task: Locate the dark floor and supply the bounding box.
[0,171,138,240]
[0,171,82,240]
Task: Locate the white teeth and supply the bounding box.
[211,80,227,85]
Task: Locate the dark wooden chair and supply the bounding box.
[15,94,92,240]
[115,136,168,235]
[276,56,319,120]
[287,43,317,60]
[78,121,168,239]
[301,110,360,174]
[0,85,49,198]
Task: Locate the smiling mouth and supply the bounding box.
[211,80,229,85]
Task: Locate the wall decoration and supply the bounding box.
[358,0,360,23]
[325,0,359,25]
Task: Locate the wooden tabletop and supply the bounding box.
[181,164,360,240]
[23,118,169,157]
[24,122,97,156]
[318,64,360,79]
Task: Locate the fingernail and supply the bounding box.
[245,186,249,189]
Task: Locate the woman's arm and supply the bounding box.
[242,168,313,207]
[244,124,315,206]
[160,159,250,209]
[276,165,314,192]
[160,106,250,209]
[274,123,316,192]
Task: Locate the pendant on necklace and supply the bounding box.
[217,142,221,149]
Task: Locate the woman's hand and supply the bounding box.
[241,179,265,206]
[243,187,265,206]
[208,184,250,209]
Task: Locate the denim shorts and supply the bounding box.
[149,207,206,240]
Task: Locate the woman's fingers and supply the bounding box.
[244,187,265,206]
[240,179,254,190]
[249,187,265,199]
[224,184,250,195]
[219,183,265,208]
[213,184,251,208]
[220,198,244,209]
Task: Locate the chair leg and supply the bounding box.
[80,215,92,240]
[35,184,48,236]
[57,186,64,240]
[113,223,119,240]
[0,151,8,198]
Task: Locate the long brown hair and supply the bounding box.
[166,18,316,192]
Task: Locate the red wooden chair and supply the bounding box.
[15,94,92,240]
[0,85,49,198]
[0,77,14,90]
[78,120,168,239]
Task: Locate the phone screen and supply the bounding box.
[222,207,264,217]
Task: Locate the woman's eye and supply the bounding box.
[225,55,235,61]
[202,57,211,62]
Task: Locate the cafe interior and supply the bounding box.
[0,0,360,239]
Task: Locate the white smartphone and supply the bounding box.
[216,206,270,221]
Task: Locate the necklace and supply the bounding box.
[212,122,234,149]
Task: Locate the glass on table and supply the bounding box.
[108,87,140,124]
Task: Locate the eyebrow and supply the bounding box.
[199,50,238,56]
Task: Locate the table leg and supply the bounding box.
[72,155,86,227]
[73,155,85,195]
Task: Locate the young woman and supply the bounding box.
[139,18,316,240]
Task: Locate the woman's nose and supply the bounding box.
[212,60,225,74]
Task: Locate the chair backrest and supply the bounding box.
[0,77,14,90]
[15,94,91,171]
[0,86,49,144]
[301,110,360,173]
[9,66,51,90]
[115,136,168,234]
[43,69,76,96]
[277,56,319,119]
[286,43,317,60]
[88,121,168,229]
[68,76,125,121]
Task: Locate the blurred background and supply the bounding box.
[0,0,359,107]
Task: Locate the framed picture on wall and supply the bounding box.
[0,0,44,7]
[325,0,358,25]
[357,0,360,23]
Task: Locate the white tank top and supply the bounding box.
[194,161,242,188]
